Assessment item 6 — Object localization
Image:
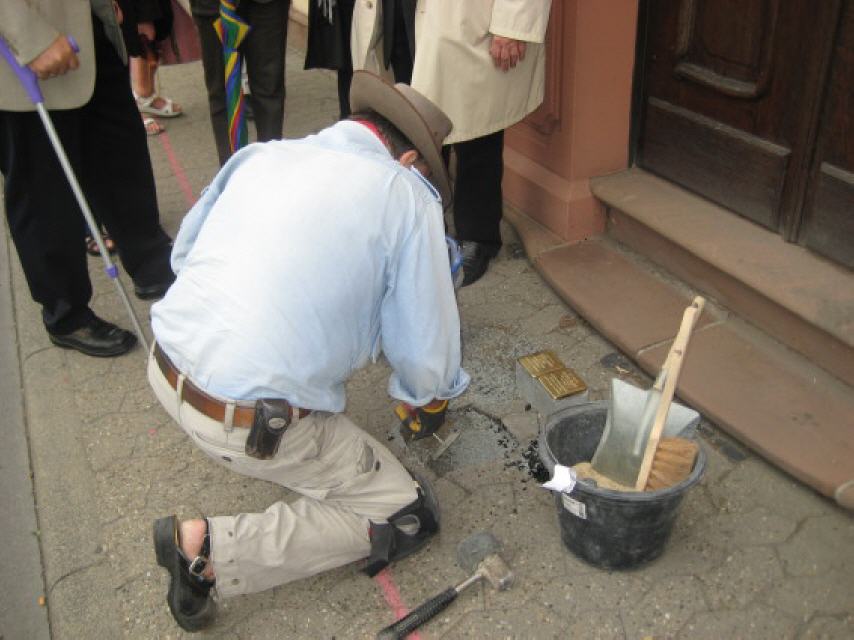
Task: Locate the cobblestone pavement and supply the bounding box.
[3,48,853,639]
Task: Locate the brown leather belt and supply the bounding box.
[153,342,309,429]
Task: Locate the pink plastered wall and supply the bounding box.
[504,0,639,243]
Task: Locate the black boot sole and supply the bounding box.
[153,516,216,632]
[134,284,172,300]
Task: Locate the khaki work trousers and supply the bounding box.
[148,352,418,597]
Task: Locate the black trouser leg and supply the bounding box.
[389,0,413,84]
[452,130,505,248]
[337,66,353,119]
[0,109,94,334]
[335,0,356,118]
[382,0,414,83]
[243,0,289,144]
[81,19,173,287]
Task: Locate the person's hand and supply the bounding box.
[489,35,527,72]
[394,399,449,440]
[112,0,124,24]
[137,21,156,40]
[27,35,79,80]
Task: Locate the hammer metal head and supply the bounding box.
[455,531,514,591]
[477,553,514,591]
[456,531,502,572]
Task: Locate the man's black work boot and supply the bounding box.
[363,471,440,576]
[153,515,216,632]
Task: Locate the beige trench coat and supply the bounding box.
[351,0,552,145]
[0,0,126,112]
[350,0,392,81]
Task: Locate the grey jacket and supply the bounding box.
[0,0,127,111]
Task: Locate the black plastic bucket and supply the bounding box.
[539,402,705,570]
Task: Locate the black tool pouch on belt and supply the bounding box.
[245,398,292,459]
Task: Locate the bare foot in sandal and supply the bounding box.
[85,230,117,257]
[143,115,165,136]
[136,92,183,118]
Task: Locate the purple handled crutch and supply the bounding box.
[0,36,149,351]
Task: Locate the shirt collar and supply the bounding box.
[325,120,393,160]
[350,119,392,152]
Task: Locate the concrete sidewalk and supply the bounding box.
[2,48,853,640]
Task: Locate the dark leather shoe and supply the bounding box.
[134,279,174,300]
[153,516,216,632]
[460,241,499,287]
[363,471,440,576]
[48,316,136,357]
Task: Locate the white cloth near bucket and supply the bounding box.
[541,464,577,494]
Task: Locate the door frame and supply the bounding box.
[628,0,651,167]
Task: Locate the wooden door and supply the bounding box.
[799,1,854,268]
[636,0,851,267]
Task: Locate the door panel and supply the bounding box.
[644,98,789,223]
[800,1,854,267]
[639,0,840,232]
[673,0,778,98]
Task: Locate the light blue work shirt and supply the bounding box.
[151,120,470,412]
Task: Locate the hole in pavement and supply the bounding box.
[424,408,518,477]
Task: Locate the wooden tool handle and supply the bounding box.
[634,296,705,490]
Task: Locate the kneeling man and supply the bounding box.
[148,71,468,631]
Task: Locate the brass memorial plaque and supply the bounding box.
[518,350,564,378]
[518,350,587,400]
[539,368,587,400]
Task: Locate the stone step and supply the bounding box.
[505,207,854,509]
[589,168,854,388]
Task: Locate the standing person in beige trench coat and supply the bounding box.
[352,0,552,285]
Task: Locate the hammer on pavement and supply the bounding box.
[375,531,513,640]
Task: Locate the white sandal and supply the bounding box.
[135,92,183,118]
[143,116,165,136]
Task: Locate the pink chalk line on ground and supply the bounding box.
[158,131,197,207]
[374,567,421,639]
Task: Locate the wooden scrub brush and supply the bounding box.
[644,437,699,490]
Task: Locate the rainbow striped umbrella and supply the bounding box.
[214,0,251,154]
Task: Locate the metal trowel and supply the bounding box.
[591,378,700,485]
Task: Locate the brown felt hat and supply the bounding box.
[350,70,453,209]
